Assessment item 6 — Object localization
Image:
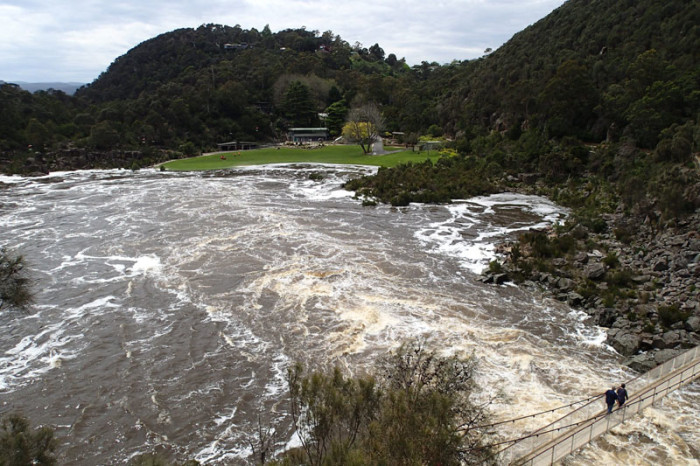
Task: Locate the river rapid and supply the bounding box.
[0,166,697,465]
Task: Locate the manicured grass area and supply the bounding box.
[161,145,440,171]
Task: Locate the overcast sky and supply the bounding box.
[1,0,566,84]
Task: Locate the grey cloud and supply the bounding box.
[0,0,565,82]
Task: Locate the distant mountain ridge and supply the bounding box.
[1,81,85,95]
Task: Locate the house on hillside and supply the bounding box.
[224,43,250,50]
[287,128,329,143]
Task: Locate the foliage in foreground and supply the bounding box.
[0,248,33,312]
[278,340,496,465]
[0,414,56,465]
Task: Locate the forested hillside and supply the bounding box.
[349,0,698,215]
[1,23,445,165]
[437,0,698,147]
[0,0,698,178]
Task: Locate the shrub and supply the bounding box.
[178,141,197,156]
[613,226,634,243]
[488,260,503,274]
[603,252,620,268]
[658,304,690,328]
[283,341,496,465]
[518,231,576,259]
[0,248,33,312]
[606,268,634,287]
[0,414,56,465]
[576,279,598,300]
[643,321,657,334]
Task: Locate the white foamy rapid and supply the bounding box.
[415,192,568,274]
[0,167,697,465]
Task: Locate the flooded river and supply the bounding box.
[0,166,697,464]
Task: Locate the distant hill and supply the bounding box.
[1,0,697,162]
[70,24,424,148]
[2,81,85,95]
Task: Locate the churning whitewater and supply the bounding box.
[0,166,697,464]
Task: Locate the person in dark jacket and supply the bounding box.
[605,386,618,413]
[617,383,629,407]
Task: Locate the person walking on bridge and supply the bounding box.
[605,386,618,414]
[617,383,629,408]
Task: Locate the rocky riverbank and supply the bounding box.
[0,148,180,175]
[483,206,700,373]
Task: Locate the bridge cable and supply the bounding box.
[473,393,603,429]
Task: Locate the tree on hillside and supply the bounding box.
[90,121,120,150]
[342,103,384,154]
[368,43,385,62]
[283,81,318,127]
[0,248,33,312]
[325,99,348,137]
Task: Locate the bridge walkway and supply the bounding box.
[492,346,700,465]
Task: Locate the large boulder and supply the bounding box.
[584,263,606,280]
[685,316,700,332]
[608,330,640,356]
[625,353,657,373]
[653,257,669,272]
[624,349,680,372]
[567,292,584,306]
[653,348,680,365]
[659,330,682,349]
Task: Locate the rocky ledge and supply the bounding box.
[483,209,700,373]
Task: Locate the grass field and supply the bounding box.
[162,144,440,171]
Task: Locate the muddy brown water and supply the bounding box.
[1,166,697,464]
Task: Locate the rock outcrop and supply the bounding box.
[484,206,700,372]
[0,148,180,175]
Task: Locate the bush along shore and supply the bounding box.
[483,196,700,373]
[0,147,185,175]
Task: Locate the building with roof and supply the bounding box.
[287,128,329,143]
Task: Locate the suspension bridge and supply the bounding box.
[486,346,700,465]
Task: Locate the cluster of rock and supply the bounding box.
[0,148,178,175]
[484,209,700,373]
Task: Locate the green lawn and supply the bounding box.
[162,145,440,171]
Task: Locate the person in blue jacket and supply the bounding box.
[605,386,619,413]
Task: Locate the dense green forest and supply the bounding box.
[1,0,697,177]
[346,0,699,220]
[0,23,440,160]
